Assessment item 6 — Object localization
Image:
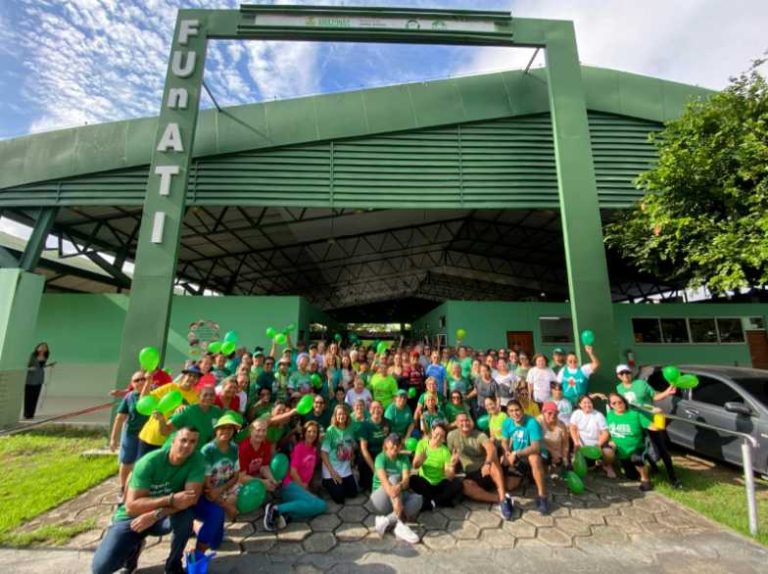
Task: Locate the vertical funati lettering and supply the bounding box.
[177,19,200,45]
[171,50,196,78]
[156,123,184,153]
[155,165,180,196]
[167,88,189,109]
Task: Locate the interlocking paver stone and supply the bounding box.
[439,505,471,520]
[521,512,555,527]
[537,526,573,547]
[334,522,368,541]
[447,519,481,540]
[241,530,277,552]
[302,532,338,553]
[502,519,537,538]
[276,522,312,542]
[418,511,449,530]
[309,513,342,532]
[338,505,368,523]
[554,517,592,537]
[421,530,456,550]
[468,509,502,530]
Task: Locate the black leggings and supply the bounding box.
[356,451,380,493]
[322,475,358,504]
[646,430,678,483]
[409,475,463,510]
[23,385,42,419]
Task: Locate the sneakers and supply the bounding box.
[535,496,550,515]
[499,494,515,521]
[264,503,282,531]
[375,514,397,537]
[120,539,145,573]
[672,479,684,490]
[393,520,420,544]
[639,481,653,492]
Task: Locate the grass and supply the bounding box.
[0,425,117,546]
[654,456,768,546]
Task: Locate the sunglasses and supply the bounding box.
[618,371,631,376]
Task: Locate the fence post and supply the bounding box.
[741,440,758,536]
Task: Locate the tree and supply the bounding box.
[605,58,768,295]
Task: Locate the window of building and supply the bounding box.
[632,318,661,343]
[689,318,718,343]
[539,317,573,344]
[717,318,745,343]
[660,318,690,343]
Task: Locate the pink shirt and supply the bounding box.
[284,442,318,486]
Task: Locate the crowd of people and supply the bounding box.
[94,336,682,574]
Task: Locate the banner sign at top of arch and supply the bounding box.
[251,13,503,33]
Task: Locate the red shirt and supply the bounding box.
[215,394,241,412]
[195,372,217,391]
[239,439,272,478]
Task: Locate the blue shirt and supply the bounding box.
[501,415,547,456]
[425,364,447,394]
[559,367,589,405]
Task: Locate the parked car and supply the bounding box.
[637,365,768,476]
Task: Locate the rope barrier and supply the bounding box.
[0,400,115,437]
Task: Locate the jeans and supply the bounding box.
[136,439,160,461]
[369,475,423,520]
[194,496,226,549]
[91,509,193,574]
[277,481,327,519]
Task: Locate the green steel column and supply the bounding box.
[113,11,208,392]
[19,207,58,272]
[0,269,45,428]
[544,22,619,390]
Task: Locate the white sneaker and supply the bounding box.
[374,514,396,537]
[394,520,420,544]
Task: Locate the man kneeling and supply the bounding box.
[92,426,206,574]
[447,412,515,520]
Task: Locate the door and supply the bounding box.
[746,330,768,369]
[506,331,534,355]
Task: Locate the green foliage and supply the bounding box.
[605,58,768,294]
[0,519,96,547]
[0,428,117,545]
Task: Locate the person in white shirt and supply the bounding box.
[345,374,373,410]
[569,394,614,477]
[526,353,557,405]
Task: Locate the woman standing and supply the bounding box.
[321,404,358,503]
[24,342,51,419]
[493,358,517,407]
[410,421,463,510]
[526,354,556,407]
[467,364,499,418]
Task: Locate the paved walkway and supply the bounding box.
[2,473,767,573]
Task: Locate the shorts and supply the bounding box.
[119,431,140,465]
[465,468,495,491]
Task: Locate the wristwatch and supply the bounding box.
[153,508,164,521]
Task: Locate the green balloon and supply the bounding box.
[223,330,239,344]
[274,333,287,345]
[580,445,602,460]
[266,327,277,338]
[405,437,419,451]
[674,373,700,389]
[662,365,681,384]
[208,341,222,354]
[158,389,183,415]
[136,395,159,416]
[408,387,417,399]
[310,373,323,389]
[573,450,588,478]
[270,453,290,481]
[565,470,585,494]
[456,328,467,340]
[580,329,595,346]
[138,346,160,372]
[296,394,314,415]
[237,479,266,513]
[285,323,296,332]
[376,341,388,354]
[221,341,236,355]
[334,333,342,342]
[476,414,490,431]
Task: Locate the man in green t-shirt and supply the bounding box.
[92,427,206,574]
[447,412,514,520]
[384,390,415,437]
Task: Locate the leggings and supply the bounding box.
[322,474,358,504]
[646,430,678,482]
[409,475,463,510]
[193,497,226,549]
[277,481,327,520]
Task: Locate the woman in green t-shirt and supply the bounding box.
[320,404,359,503]
[410,421,463,510]
[605,393,654,492]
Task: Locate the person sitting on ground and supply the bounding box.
[556,346,600,406]
[320,404,359,504]
[501,399,550,515]
[614,364,682,489]
[345,373,373,410]
[604,393,655,491]
[356,401,391,492]
[264,401,300,453]
[194,412,242,553]
[263,421,327,531]
[370,433,422,544]
[569,394,613,477]
[447,412,515,521]
[91,427,205,574]
[238,418,280,495]
[445,390,470,429]
[110,371,150,499]
[385,389,415,438]
[537,402,570,474]
[410,421,463,510]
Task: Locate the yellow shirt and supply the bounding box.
[489,411,508,440]
[137,383,199,446]
[523,402,541,418]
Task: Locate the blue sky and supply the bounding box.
[0,0,767,140]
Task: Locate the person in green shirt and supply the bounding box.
[156,385,224,450]
[447,362,470,396]
[92,427,205,574]
[349,398,371,439]
[369,434,421,544]
[604,393,655,492]
[419,393,445,435]
[445,390,470,429]
[320,405,359,504]
[384,390,415,437]
[614,364,681,488]
[369,362,399,409]
[410,421,463,510]
[357,401,391,492]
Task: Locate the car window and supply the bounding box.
[731,377,768,409]
[646,369,669,393]
[690,375,743,407]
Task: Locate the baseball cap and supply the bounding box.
[385,432,401,444]
[396,389,408,397]
[253,349,264,358]
[553,348,565,355]
[542,401,559,413]
[615,364,632,375]
[182,365,203,376]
